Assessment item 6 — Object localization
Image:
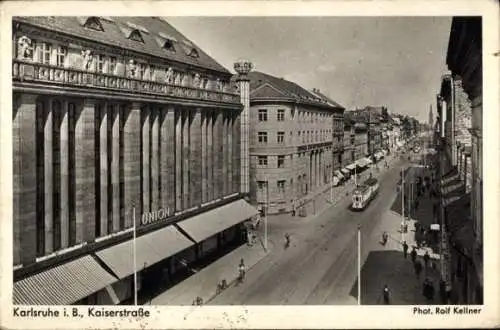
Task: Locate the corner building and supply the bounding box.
[12,16,257,305]
[245,72,344,214]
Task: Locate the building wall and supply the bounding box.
[354,129,368,162]
[342,127,354,166]
[249,102,335,213]
[12,26,242,266]
[332,113,344,171]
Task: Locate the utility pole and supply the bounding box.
[265,181,269,251]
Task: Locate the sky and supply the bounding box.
[166,17,452,122]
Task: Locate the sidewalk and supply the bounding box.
[361,163,442,305]
[149,238,271,305]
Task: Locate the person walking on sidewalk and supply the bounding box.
[410,246,417,264]
[402,241,409,259]
[423,278,435,303]
[382,285,390,305]
[423,251,430,270]
[414,259,423,279]
[238,259,246,284]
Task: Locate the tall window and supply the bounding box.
[278,155,285,168]
[38,42,52,65]
[56,46,67,67]
[258,132,268,144]
[108,56,117,75]
[138,62,147,80]
[258,156,268,166]
[277,109,285,121]
[277,180,286,193]
[96,55,105,73]
[257,181,267,190]
[277,131,285,144]
[258,109,268,122]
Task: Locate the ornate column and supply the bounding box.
[60,101,70,247]
[123,102,141,228]
[110,104,120,232]
[99,103,108,237]
[234,59,253,195]
[175,109,183,211]
[75,99,96,242]
[44,98,54,253]
[160,106,176,213]
[201,111,207,203]
[228,111,233,194]
[207,111,214,201]
[142,106,151,214]
[190,109,202,206]
[151,107,160,211]
[13,93,38,265]
[182,110,191,209]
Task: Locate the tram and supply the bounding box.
[351,177,380,210]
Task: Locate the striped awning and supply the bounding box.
[96,225,194,279]
[334,170,344,180]
[13,255,117,305]
[341,168,350,175]
[177,199,258,243]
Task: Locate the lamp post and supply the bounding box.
[132,204,138,306]
[357,224,361,305]
[264,181,269,251]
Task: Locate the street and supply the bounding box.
[210,154,415,305]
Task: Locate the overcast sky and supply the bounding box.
[166,17,452,122]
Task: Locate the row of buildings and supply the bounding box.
[11,16,421,305]
[433,16,482,304]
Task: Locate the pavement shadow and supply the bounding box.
[349,250,443,305]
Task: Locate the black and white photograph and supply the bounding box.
[1,1,499,329]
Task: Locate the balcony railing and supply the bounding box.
[13,60,241,105]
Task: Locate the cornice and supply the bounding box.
[14,82,243,111]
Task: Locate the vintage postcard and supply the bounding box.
[0,0,498,329]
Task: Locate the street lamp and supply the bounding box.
[357,224,361,305]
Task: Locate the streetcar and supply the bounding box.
[351,177,380,210]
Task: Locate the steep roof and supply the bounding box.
[309,89,345,109]
[15,16,230,74]
[245,71,342,110]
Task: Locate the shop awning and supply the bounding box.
[96,225,194,279]
[440,168,466,207]
[446,193,474,258]
[364,157,373,165]
[346,163,357,171]
[13,255,117,305]
[335,170,344,180]
[177,199,259,243]
[341,168,350,175]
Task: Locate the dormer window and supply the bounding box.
[129,30,144,42]
[181,40,199,58]
[156,32,177,52]
[78,17,104,32]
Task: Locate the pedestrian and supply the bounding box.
[410,247,417,264]
[414,260,422,279]
[383,284,390,305]
[291,205,296,217]
[402,241,409,259]
[423,251,430,270]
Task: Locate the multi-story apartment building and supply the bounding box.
[246,72,344,214]
[435,16,482,304]
[348,107,384,156]
[12,16,257,305]
[342,117,355,167]
[311,89,345,172]
[353,122,369,163]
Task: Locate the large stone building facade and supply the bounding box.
[436,16,482,305]
[12,16,257,305]
[246,72,344,214]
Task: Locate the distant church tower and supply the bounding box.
[428,104,434,129]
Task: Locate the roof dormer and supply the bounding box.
[181,40,199,58]
[78,16,104,32]
[156,32,177,52]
